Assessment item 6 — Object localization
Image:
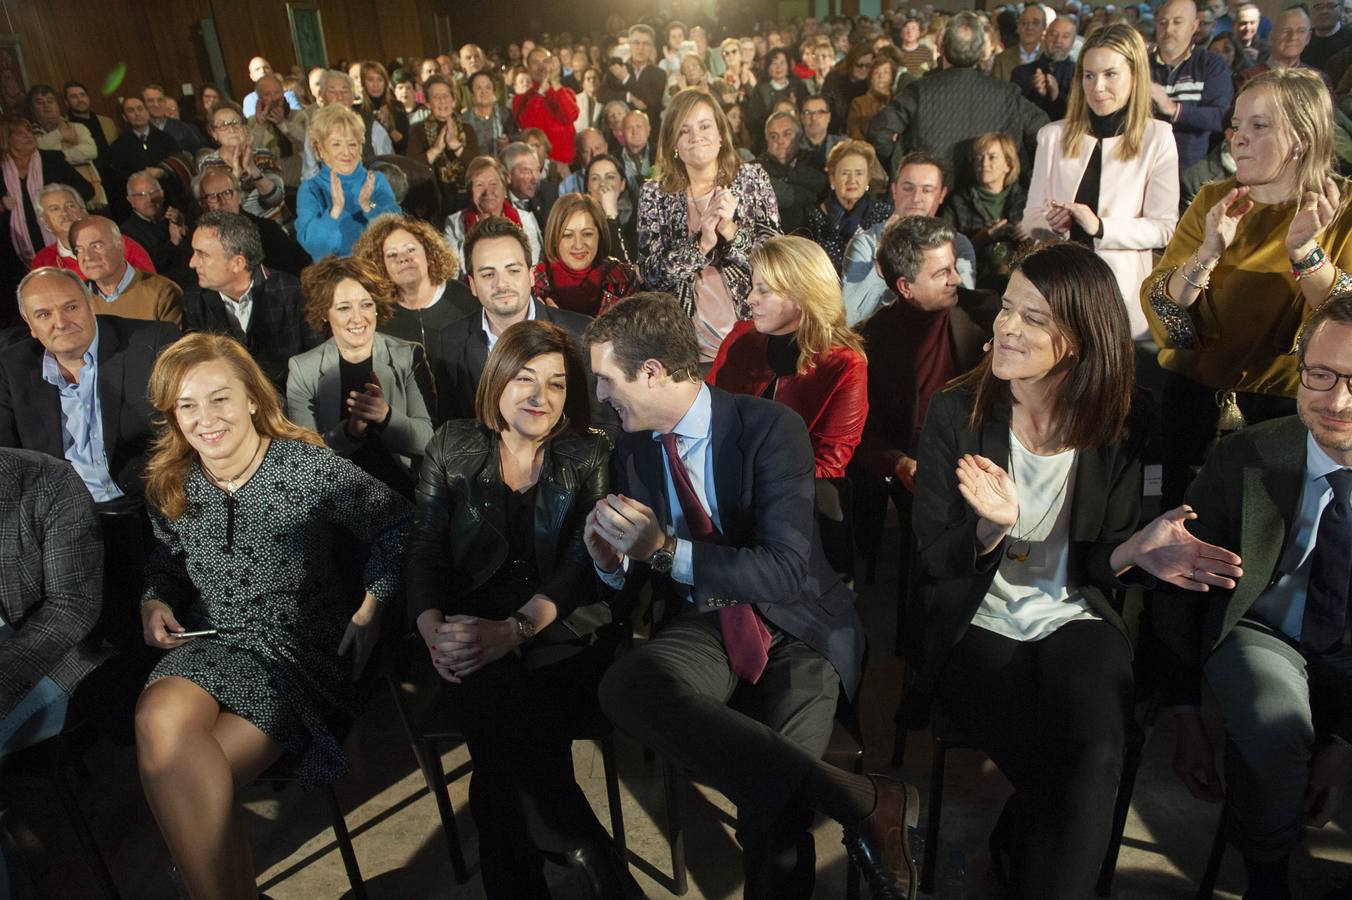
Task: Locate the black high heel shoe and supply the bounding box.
[562,844,648,900]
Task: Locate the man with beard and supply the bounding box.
[1010,14,1079,120]
[1157,295,1352,900]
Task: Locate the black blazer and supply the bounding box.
[0,316,179,502]
[432,301,615,432]
[908,386,1152,707]
[180,266,321,394]
[610,386,867,698]
[406,420,613,665]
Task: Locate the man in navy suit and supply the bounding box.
[582,293,917,900]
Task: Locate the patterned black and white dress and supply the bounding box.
[143,438,411,786]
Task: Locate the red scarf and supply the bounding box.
[545,259,608,316]
[463,201,522,233]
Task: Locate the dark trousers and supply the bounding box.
[1160,371,1296,508]
[455,644,616,900]
[935,620,1133,900]
[598,613,840,900]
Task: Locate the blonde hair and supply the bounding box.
[1061,24,1153,161]
[307,103,365,160]
[656,88,743,194]
[144,333,324,520]
[971,131,1021,189]
[826,138,879,178]
[750,235,866,373]
[1237,68,1341,196]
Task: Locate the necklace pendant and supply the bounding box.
[1006,540,1032,563]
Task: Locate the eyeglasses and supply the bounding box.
[213,119,246,130]
[128,190,164,199]
[1299,363,1352,393]
[803,108,831,117]
[203,188,237,203]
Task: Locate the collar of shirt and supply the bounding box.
[1307,431,1348,496]
[1152,46,1194,68]
[509,192,531,210]
[96,264,137,301]
[57,240,76,260]
[41,325,99,388]
[134,130,150,143]
[218,267,263,329]
[481,298,537,352]
[1020,44,1042,64]
[654,382,713,451]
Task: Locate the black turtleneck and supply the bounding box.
[1071,107,1128,246]
[763,331,799,398]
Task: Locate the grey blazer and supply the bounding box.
[286,331,436,470]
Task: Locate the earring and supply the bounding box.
[673,148,679,158]
[249,405,257,415]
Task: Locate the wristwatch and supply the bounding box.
[510,611,536,642]
[647,535,677,575]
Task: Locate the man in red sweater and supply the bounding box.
[30,183,156,277]
[512,48,579,171]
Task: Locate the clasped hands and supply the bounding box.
[417,608,522,683]
[584,493,665,573]
[345,374,389,439]
[955,453,1243,591]
[697,188,740,254]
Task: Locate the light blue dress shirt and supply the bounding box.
[96,263,137,302]
[841,223,976,325]
[40,330,123,502]
[1249,434,1350,641]
[597,384,721,593]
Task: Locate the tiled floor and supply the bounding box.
[4,525,1352,899]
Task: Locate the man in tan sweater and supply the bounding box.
[70,217,182,327]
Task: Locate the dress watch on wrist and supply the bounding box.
[647,535,677,575]
[510,611,536,642]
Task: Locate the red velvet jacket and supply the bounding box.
[708,320,868,479]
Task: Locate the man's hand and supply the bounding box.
[592,494,665,561]
[1150,82,1178,118]
[1306,741,1352,826]
[894,453,918,493]
[58,121,79,145]
[1173,710,1225,802]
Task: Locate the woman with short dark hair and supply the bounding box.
[533,192,639,317]
[911,242,1241,899]
[407,320,639,899]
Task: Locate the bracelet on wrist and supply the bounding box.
[1295,256,1329,280]
[1181,251,1215,290]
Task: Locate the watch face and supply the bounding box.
[649,549,675,574]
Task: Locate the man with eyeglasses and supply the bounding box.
[119,170,192,283]
[758,111,827,235]
[1305,0,1352,69]
[1235,6,1334,91]
[991,5,1047,81]
[615,25,668,120]
[1156,295,1352,900]
[30,183,156,277]
[797,95,844,171]
[192,168,310,275]
[181,211,318,392]
[71,216,182,326]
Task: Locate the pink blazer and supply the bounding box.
[1023,118,1179,339]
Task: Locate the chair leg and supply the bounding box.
[322,785,367,900]
[662,758,688,896]
[1196,808,1227,900]
[52,766,122,899]
[920,741,946,896]
[1096,727,1147,897]
[421,737,470,884]
[600,734,628,858]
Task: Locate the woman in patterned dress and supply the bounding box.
[133,332,411,900]
[636,87,780,365]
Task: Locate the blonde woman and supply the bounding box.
[135,333,410,899]
[1023,23,1179,340]
[708,234,867,479]
[296,103,400,258]
[1142,67,1352,506]
[636,87,781,363]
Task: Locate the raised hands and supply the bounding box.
[1200,185,1253,261]
[357,171,376,214]
[1286,175,1342,258]
[329,168,346,219]
[955,453,1018,527]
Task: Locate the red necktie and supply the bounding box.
[660,433,771,683]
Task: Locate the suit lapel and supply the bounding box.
[24,359,63,458]
[316,342,341,433]
[1223,434,1305,637]
[709,388,742,536]
[95,320,124,452]
[629,432,670,529]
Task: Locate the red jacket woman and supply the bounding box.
[708,235,868,479]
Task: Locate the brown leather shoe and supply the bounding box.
[842,774,920,900]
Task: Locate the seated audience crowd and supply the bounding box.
[1,4,1352,900]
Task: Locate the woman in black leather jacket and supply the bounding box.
[405,320,642,900]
